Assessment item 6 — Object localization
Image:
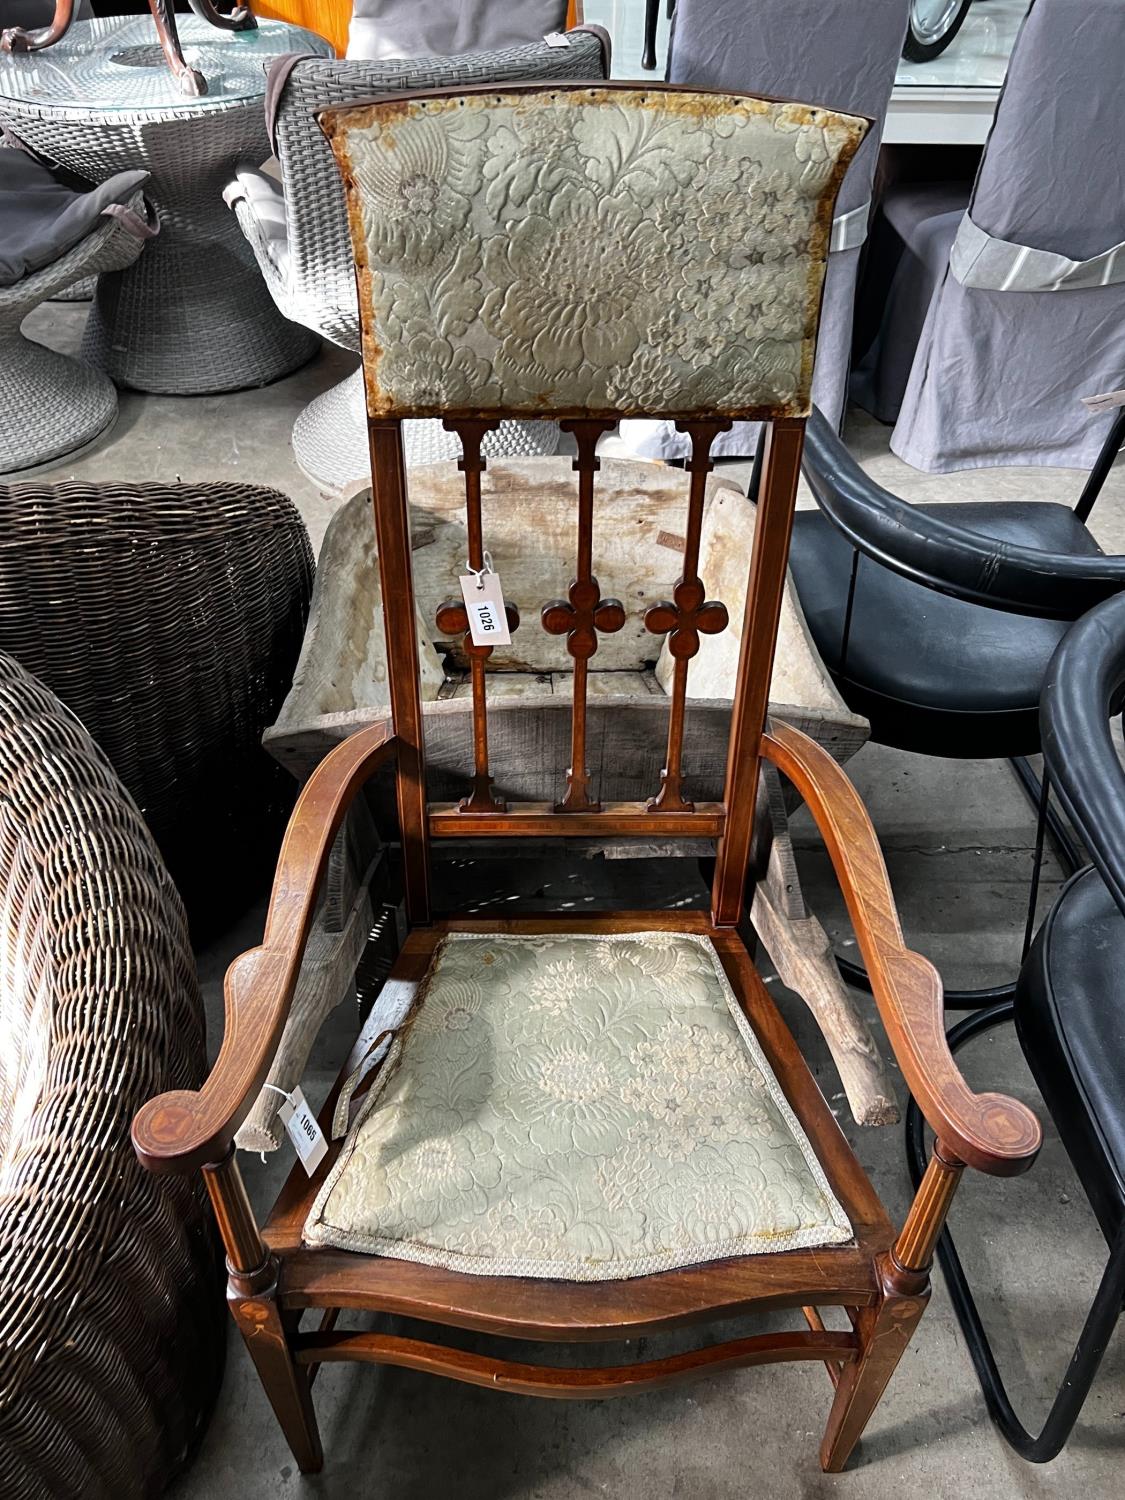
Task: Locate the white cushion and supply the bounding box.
[305,931,852,1280]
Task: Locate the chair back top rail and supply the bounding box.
[320,83,868,923]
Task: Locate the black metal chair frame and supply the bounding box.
[771,404,1125,1009]
[908,588,1125,1459]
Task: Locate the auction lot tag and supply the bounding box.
[459,568,512,646]
[277,1085,328,1174]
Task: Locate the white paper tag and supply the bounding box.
[1081,387,1125,412]
[277,1085,328,1174]
[544,31,571,47]
[459,569,511,646]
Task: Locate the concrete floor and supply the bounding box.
[17,301,1125,1498]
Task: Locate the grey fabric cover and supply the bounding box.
[347,0,568,60]
[0,148,148,288]
[871,0,1125,471]
[850,184,968,424]
[618,0,909,459]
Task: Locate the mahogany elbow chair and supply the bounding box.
[133,81,1040,1475]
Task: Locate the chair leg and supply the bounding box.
[823,1140,964,1471]
[230,1285,323,1474]
[819,1275,928,1471]
[202,1151,323,1472]
[641,0,660,69]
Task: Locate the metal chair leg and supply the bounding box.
[839,756,1079,1010]
[906,1005,1125,1461]
[641,0,660,69]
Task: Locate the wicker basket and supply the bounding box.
[0,481,314,928]
[0,652,225,1500]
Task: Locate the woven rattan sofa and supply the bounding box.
[0,651,224,1500]
[0,479,313,927]
[224,27,609,491]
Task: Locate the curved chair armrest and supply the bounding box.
[762,719,1042,1177]
[801,406,1125,622]
[133,720,398,1175]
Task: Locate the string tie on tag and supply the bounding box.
[464,550,494,591]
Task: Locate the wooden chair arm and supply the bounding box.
[132,720,399,1175]
[761,720,1041,1177]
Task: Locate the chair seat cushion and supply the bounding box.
[1016,865,1125,1238]
[789,500,1103,758]
[305,932,852,1280]
[0,146,147,288]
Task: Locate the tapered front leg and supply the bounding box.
[230,1285,323,1473]
[821,1142,964,1470]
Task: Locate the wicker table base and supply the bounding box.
[0,17,331,395]
[84,198,319,394]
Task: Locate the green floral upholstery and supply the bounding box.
[323,87,867,420]
[305,933,851,1279]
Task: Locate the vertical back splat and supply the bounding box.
[434,419,518,814]
[367,421,431,923]
[542,419,620,812]
[712,418,806,926]
[644,419,731,812]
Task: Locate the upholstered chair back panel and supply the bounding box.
[323,85,867,420]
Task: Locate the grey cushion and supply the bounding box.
[0,148,148,288]
[347,0,569,61]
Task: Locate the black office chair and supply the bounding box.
[907,589,1125,1460]
[784,404,1125,1005]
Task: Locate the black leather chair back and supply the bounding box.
[1041,591,1125,917]
[800,406,1125,621]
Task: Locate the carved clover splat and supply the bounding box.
[644,578,728,658]
[541,579,626,660]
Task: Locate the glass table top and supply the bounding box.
[0,15,333,112]
[895,0,1031,90]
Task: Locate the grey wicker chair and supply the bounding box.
[0,480,314,930]
[225,27,610,491]
[0,186,152,473]
[0,651,225,1500]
